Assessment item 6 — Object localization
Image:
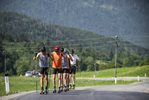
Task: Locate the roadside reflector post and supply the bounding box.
[3,51,10,94]
[137,75,140,81]
[5,74,10,94]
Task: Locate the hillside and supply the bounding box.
[0,0,149,48]
[0,12,149,57]
[0,12,149,76]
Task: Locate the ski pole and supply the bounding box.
[34,52,38,93]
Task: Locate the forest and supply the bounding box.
[0,12,149,76]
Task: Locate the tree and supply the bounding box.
[84,56,95,71]
[139,58,149,66]
[0,32,4,74]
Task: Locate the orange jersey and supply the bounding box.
[52,52,62,69]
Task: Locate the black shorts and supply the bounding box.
[40,67,48,75]
[69,65,76,74]
[63,69,69,73]
[53,68,62,74]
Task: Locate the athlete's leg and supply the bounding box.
[53,68,57,89]
[40,68,44,90]
[58,73,61,87]
[69,68,72,85]
[73,74,75,85]
[73,67,76,89]
[45,75,48,88]
[60,69,63,88]
[66,71,69,90]
[63,72,67,87]
[40,74,44,88]
[53,74,56,87]
[45,68,49,90]
[60,72,63,91]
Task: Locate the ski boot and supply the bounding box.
[64,88,67,92]
[73,84,75,89]
[60,86,63,92]
[53,89,56,93]
[70,84,72,89]
[40,89,44,94]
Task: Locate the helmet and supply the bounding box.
[41,46,46,52]
[60,47,64,52]
[71,49,74,54]
[54,46,59,52]
[64,48,67,53]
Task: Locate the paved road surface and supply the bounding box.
[1,77,149,100]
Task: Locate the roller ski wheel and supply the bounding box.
[40,90,44,94]
[53,89,56,93]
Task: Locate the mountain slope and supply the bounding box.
[0,0,149,48]
[0,12,149,58]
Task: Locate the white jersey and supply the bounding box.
[70,54,79,66]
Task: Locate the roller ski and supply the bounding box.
[44,90,48,94]
[58,89,61,93]
[53,89,56,93]
[57,87,61,93]
[40,89,44,94]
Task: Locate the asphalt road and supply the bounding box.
[1,77,149,100]
[11,90,149,100]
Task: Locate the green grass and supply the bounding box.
[76,65,149,78]
[76,79,138,87]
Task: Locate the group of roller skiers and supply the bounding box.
[33,46,80,94]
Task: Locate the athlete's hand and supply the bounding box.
[35,53,37,57]
[47,53,50,57]
[66,51,69,54]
